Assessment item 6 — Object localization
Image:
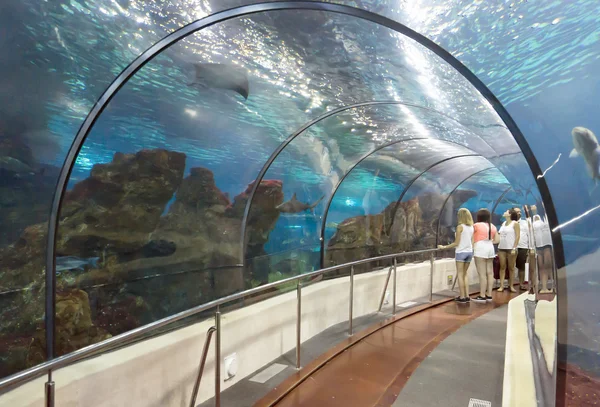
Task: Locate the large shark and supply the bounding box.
[570,126,600,182]
[276,193,324,214]
[188,63,249,100]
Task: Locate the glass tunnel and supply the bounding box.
[0,0,599,406]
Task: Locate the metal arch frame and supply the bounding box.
[491,185,513,216]
[316,137,429,268]
[239,100,501,264]
[385,154,482,236]
[434,166,496,246]
[320,137,483,268]
[44,0,564,368]
[385,150,525,236]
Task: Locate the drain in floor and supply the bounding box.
[468,398,492,407]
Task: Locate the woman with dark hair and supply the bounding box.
[472,208,499,303]
[497,209,520,292]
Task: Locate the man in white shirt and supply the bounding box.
[513,207,535,290]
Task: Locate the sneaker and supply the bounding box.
[458,297,469,304]
[454,296,462,302]
[486,296,493,301]
[472,296,487,303]
[465,297,471,302]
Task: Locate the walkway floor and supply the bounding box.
[260,290,516,407]
[393,305,508,407]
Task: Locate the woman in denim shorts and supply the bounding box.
[438,208,474,303]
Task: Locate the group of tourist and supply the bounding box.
[438,205,552,304]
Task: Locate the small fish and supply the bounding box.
[276,193,324,214]
[55,256,100,272]
[0,156,33,174]
[570,126,600,183]
[188,63,249,100]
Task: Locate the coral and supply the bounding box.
[26,289,112,366]
[0,152,286,379]
[57,149,186,255]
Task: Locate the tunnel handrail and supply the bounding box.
[0,247,441,397]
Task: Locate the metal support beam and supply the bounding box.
[377,266,392,312]
[392,258,397,315]
[491,185,513,216]
[296,282,302,369]
[215,307,221,407]
[318,138,483,269]
[434,167,495,247]
[45,379,55,407]
[348,266,354,336]
[386,154,480,236]
[429,253,435,302]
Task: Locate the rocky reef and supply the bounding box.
[324,190,478,269]
[0,148,284,377]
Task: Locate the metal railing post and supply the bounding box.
[45,377,55,407]
[296,282,302,369]
[377,266,392,312]
[189,327,217,407]
[349,266,354,336]
[392,258,397,315]
[215,307,221,407]
[429,253,435,303]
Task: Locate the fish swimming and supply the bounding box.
[188,63,249,100]
[0,156,34,174]
[276,193,324,214]
[570,126,600,182]
[55,256,100,272]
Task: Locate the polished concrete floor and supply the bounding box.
[198,296,436,407]
[260,290,516,407]
[393,305,508,407]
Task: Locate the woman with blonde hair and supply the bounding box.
[438,208,474,303]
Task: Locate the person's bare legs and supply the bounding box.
[498,250,507,292]
[508,251,517,293]
[486,258,494,297]
[475,257,487,298]
[529,251,538,295]
[540,248,552,293]
[456,261,470,298]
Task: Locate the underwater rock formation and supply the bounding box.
[27,289,111,367]
[226,179,284,284]
[0,148,286,379]
[227,179,284,253]
[57,149,186,256]
[325,189,478,267]
[0,131,58,247]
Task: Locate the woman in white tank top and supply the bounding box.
[497,209,520,292]
[438,208,474,303]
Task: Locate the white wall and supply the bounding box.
[0,258,477,407]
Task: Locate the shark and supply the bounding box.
[188,63,249,100]
[276,193,324,214]
[570,126,600,182]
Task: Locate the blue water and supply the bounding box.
[1,0,600,383]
